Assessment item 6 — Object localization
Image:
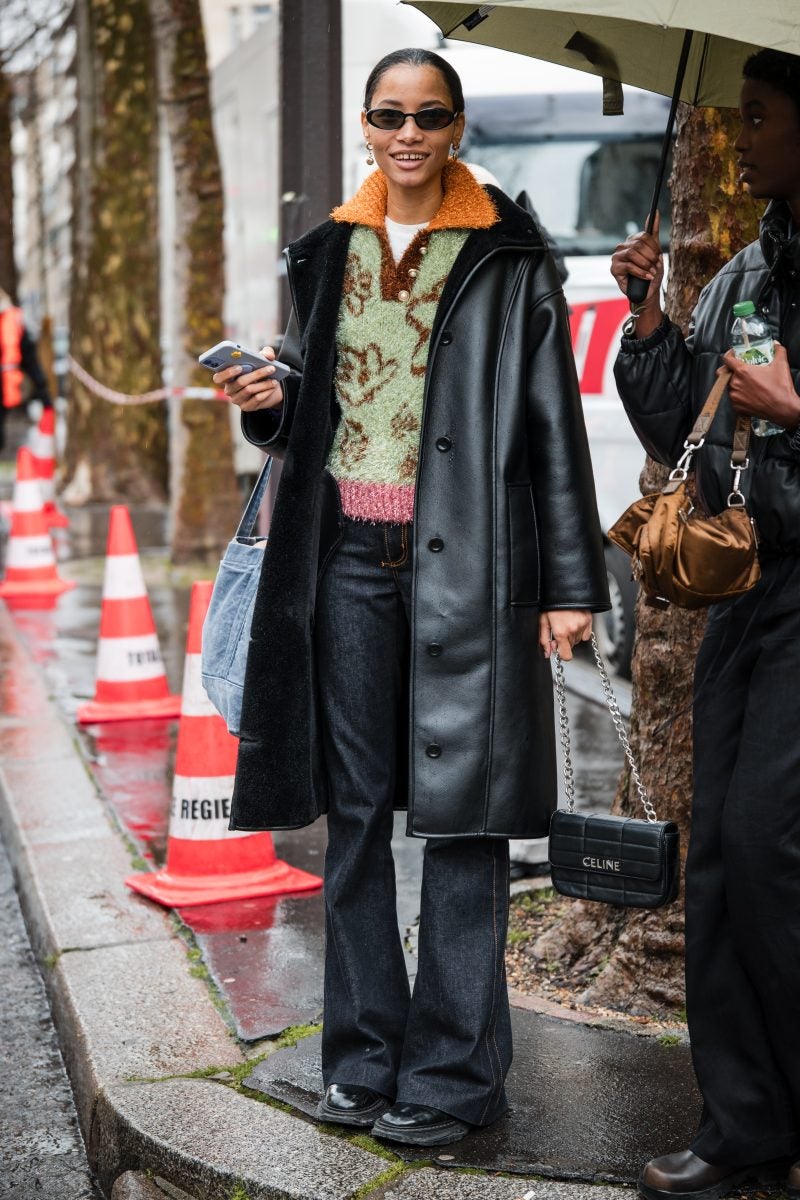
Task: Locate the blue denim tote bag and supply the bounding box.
[201,457,273,736]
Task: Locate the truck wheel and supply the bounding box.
[594,543,636,678]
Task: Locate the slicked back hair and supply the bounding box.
[363,48,465,113]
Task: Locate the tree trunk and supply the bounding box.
[63,0,167,505]
[528,105,763,1016]
[0,66,18,300]
[149,0,239,562]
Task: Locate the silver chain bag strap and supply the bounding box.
[548,634,680,909]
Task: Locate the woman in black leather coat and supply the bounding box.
[214,49,608,1148]
[611,49,800,1200]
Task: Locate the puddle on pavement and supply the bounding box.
[0,488,624,1044]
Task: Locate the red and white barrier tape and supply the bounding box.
[68,357,227,405]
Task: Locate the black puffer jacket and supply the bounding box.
[230,185,609,837]
[614,201,800,554]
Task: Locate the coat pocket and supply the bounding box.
[507,483,540,606]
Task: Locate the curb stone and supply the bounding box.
[376,1176,631,1200]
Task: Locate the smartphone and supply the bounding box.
[198,339,291,380]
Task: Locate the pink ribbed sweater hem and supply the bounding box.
[336,479,415,524]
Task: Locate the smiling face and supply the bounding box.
[736,77,800,208]
[361,63,465,196]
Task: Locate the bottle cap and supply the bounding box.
[733,300,756,317]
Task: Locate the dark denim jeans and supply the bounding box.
[314,517,512,1126]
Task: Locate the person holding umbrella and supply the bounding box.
[611,48,800,1200]
[216,47,609,1147]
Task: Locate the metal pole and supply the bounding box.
[279,0,342,325]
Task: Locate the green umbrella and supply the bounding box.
[403,1,800,299]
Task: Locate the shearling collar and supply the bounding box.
[330,160,499,232]
[287,184,539,270]
[285,185,546,333]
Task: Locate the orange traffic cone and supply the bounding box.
[77,505,181,723]
[0,447,75,606]
[126,580,322,906]
[28,408,69,528]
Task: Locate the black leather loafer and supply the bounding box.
[787,1159,800,1200]
[316,1083,389,1128]
[638,1150,774,1200]
[372,1101,472,1146]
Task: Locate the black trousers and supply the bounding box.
[313,518,512,1126]
[688,556,800,1166]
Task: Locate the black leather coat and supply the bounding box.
[230,188,609,837]
[614,202,800,553]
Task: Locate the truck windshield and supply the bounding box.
[460,92,674,257]
[470,135,671,255]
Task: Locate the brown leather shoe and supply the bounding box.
[787,1158,800,1200]
[638,1150,757,1200]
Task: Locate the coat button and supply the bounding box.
[435,436,451,452]
[440,331,453,345]
[408,268,418,278]
[428,642,443,656]
[428,537,444,552]
[426,743,442,758]
[398,289,410,302]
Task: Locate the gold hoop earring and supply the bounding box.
[365,143,374,166]
[449,144,460,161]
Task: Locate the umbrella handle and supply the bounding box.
[627,202,662,303]
[626,274,650,306]
[628,206,662,304]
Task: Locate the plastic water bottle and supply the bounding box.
[730,300,782,436]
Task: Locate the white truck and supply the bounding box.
[461,89,673,675]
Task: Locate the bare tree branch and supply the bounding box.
[0,1,72,71]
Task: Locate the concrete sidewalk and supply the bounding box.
[0,596,704,1200]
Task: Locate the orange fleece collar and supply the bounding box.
[331,160,499,232]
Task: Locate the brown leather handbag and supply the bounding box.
[608,369,760,609]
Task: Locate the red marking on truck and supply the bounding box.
[569,298,630,396]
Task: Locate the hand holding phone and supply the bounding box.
[200,340,288,413]
[198,340,291,380]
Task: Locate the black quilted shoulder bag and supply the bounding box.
[548,634,680,910]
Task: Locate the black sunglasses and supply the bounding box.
[364,107,458,131]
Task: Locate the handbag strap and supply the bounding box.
[684,368,732,447]
[553,633,658,824]
[664,367,752,505]
[235,455,274,544]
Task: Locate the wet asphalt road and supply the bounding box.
[0,836,101,1199]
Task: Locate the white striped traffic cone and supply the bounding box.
[77,505,181,723]
[0,447,75,607]
[28,408,69,528]
[126,580,322,906]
